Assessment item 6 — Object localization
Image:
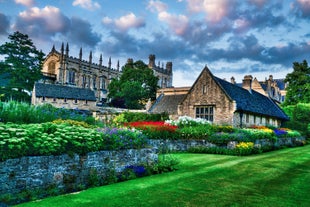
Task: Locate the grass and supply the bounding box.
[16,145,310,207]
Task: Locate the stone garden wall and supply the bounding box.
[0,148,158,196]
[148,137,306,152]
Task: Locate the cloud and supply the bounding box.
[187,0,232,23]
[102,13,145,32]
[14,6,70,36]
[67,17,101,47]
[13,6,100,48]
[147,0,168,13]
[72,0,100,11]
[15,0,34,7]
[291,0,310,18]
[0,13,10,35]
[147,0,189,35]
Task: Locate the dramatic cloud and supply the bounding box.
[0,13,10,35]
[67,17,101,47]
[14,6,70,36]
[102,13,145,32]
[291,0,310,18]
[72,0,100,11]
[15,0,34,7]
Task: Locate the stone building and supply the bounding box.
[150,67,289,127]
[40,43,121,104]
[33,43,173,110]
[32,82,97,111]
[231,75,286,103]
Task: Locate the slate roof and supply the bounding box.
[213,76,289,120]
[34,83,96,101]
[149,93,187,114]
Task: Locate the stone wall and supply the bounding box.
[0,148,158,196]
[148,137,306,152]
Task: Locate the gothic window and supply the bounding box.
[93,76,97,89]
[195,106,214,122]
[68,70,75,84]
[100,77,106,89]
[48,61,56,74]
[82,75,87,88]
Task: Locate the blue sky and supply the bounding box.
[0,0,310,86]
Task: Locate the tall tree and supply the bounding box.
[0,31,45,101]
[108,60,159,109]
[283,60,310,106]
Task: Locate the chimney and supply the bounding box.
[166,62,172,74]
[231,76,236,84]
[148,54,155,68]
[242,75,253,92]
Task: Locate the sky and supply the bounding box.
[0,0,310,87]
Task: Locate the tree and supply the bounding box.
[0,31,45,102]
[283,60,310,106]
[108,60,159,109]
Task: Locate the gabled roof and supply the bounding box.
[149,93,187,114]
[213,75,288,120]
[34,83,96,101]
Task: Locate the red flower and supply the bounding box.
[126,121,178,132]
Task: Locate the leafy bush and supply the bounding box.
[235,142,254,155]
[0,101,95,124]
[0,123,148,161]
[52,119,93,128]
[113,112,169,125]
[282,103,310,138]
[98,127,147,150]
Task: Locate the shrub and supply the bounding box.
[0,101,95,124]
[98,127,148,150]
[235,142,254,156]
[0,123,148,161]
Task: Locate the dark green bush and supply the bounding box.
[122,111,169,122]
[282,103,310,138]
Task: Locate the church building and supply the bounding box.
[32,43,173,110]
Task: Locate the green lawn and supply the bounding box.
[16,145,310,207]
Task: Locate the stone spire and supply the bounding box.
[89,51,92,64]
[65,42,69,57]
[108,57,111,69]
[79,47,82,60]
[61,42,64,56]
[117,60,120,71]
[99,54,102,66]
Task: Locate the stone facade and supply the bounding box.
[179,68,236,125]
[40,44,173,107]
[150,67,289,128]
[0,148,158,197]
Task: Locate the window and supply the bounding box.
[246,114,250,123]
[82,75,87,88]
[53,97,56,102]
[195,106,214,122]
[68,70,75,84]
[100,77,106,89]
[92,76,97,89]
[48,61,56,74]
[202,85,207,94]
[64,98,67,103]
[42,96,45,101]
[74,99,78,104]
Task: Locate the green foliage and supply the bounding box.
[108,60,159,109]
[112,111,169,125]
[0,101,95,124]
[0,123,148,161]
[282,103,310,138]
[0,31,45,102]
[283,60,310,106]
